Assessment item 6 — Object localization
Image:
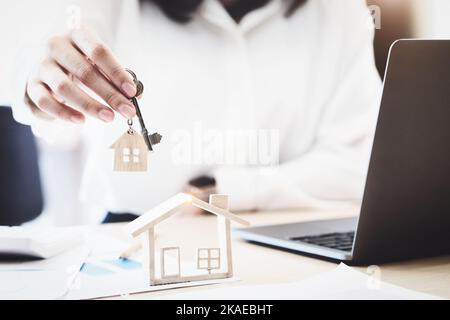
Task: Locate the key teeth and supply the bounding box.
[149,133,162,145]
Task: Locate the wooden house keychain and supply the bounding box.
[110,69,162,172]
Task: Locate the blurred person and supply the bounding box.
[11,0,381,223]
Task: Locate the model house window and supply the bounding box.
[122,148,130,163]
[122,148,141,163]
[133,148,140,163]
[197,248,221,273]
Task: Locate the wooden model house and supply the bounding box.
[110,130,148,172]
[125,193,250,286]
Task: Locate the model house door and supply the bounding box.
[161,247,181,279]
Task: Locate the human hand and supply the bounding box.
[25,27,137,124]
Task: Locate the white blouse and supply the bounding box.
[12,0,382,216]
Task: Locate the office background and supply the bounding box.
[0,0,449,226]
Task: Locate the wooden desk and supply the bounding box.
[107,207,450,299]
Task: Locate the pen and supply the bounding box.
[119,241,142,260]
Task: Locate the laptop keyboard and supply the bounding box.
[290,231,355,252]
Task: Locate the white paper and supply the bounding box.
[0,226,84,259]
[64,252,239,300]
[0,245,90,299]
[161,264,443,300]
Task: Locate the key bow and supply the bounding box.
[125,69,162,151]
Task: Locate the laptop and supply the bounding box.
[235,40,450,265]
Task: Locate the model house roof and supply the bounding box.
[125,193,251,237]
[110,131,147,149]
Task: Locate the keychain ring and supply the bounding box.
[127,119,134,135]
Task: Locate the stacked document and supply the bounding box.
[162,264,442,300]
[0,246,89,299]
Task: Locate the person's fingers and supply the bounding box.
[24,87,55,121]
[38,59,114,122]
[70,27,137,98]
[26,81,85,124]
[47,36,136,119]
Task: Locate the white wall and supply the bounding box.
[414,0,450,38]
[1,0,78,103]
[0,1,90,226]
[0,1,20,105]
